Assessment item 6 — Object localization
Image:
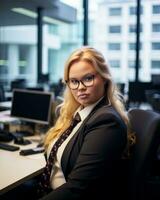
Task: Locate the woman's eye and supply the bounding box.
[71,79,79,85]
[84,75,93,82]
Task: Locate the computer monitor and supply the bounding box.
[39,73,49,83]
[25,86,44,91]
[151,74,160,85]
[11,89,53,124]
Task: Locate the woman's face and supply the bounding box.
[68,61,106,107]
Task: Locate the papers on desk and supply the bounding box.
[0,110,18,123]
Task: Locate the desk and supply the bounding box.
[0,110,18,124]
[0,136,46,195]
[0,101,12,110]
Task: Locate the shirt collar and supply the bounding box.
[75,97,103,121]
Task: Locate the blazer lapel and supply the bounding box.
[61,97,110,177]
[61,121,86,177]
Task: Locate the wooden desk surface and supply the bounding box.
[0,136,46,195]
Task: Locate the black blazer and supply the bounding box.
[41,98,127,200]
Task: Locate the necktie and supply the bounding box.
[38,113,81,195]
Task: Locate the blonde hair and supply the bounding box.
[44,46,132,150]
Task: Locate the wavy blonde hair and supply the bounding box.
[44,46,132,150]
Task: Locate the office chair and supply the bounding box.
[0,84,5,102]
[11,78,27,91]
[117,82,125,95]
[127,81,152,109]
[145,90,160,112]
[49,96,63,126]
[128,108,160,200]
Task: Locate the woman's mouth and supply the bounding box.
[78,94,88,99]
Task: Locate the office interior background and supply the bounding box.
[0,0,160,110]
[0,1,160,199]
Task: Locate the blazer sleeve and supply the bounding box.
[40,109,127,200]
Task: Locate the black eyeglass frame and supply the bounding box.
[65,74,96,90]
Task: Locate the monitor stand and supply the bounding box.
[14,121,35,137]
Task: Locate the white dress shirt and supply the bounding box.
[47,98,103,189]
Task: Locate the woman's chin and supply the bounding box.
[78,100,90,107]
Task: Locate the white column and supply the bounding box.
[121,4,129,83]
[141,2,151,81]
[8,45,19,80]
[42,45,48,74]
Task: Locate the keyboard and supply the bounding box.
[0,143,20,151]
[19,147,44,156]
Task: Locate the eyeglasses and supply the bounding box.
[66,74,96,90]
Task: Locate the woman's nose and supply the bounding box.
[78,81,86,90]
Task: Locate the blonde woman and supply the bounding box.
[40,46,130,200]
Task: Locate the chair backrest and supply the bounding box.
[0,85,5,102]
[128,108,160,199]
[128,81,153,105]
[11,79,27,91]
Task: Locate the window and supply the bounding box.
[109,25,121,33]
[48,49,59,82]
[129,6,143,15]
[89,20,95,43]
[129,42,142,50]
[128,60,135,68]
[0,44,8,87]
[108,43,121,50]
[152,24,160,32]
[48,24,59,35]
[109,60,120,68]
[0,44,8,79]
[19,60,27,74]
[152,5,160,14]
[0,0,81,88]
[151,60,160,69]
[152,42,160,50]
[19,45,28,75]
[109,7,122,16]
[128,60,142,68]
[129,24,142,33]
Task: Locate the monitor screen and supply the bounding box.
[11,89,53,124]
[151,74,160,85]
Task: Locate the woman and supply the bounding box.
[40,46,130,200]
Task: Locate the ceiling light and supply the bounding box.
[11,8,64,25]
[11,8,37,18]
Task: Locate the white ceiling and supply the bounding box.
[0,0,77,26]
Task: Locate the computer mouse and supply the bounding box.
[14,136,25,145]
[37,142,44,147]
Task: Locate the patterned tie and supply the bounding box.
[38,112,81,195]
